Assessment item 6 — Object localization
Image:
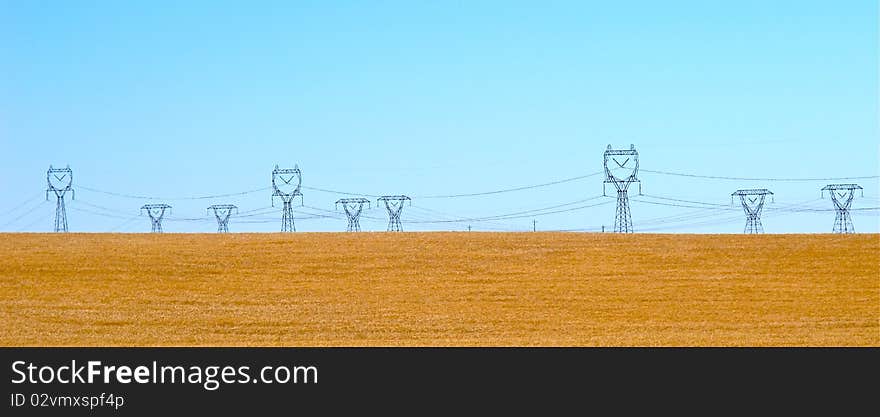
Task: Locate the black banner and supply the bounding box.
[1,348,876,415]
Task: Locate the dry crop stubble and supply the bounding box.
[0,233,877,346]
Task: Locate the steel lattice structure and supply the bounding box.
[141,204,172,233]
[46,165,74,233]
[336,198,370,232]
[378,195,411,232]
[731,189,773,234]
[271,164,304,232]
[207,204,238,233]
[603,144,641,233]
[821,184,862,233]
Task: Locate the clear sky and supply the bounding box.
[1,0,877,233]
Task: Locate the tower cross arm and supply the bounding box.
[731,189,773,196]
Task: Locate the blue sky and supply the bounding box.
[1,0,877,233]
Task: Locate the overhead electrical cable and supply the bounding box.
[0,194,44,218]
[0,200,48,229]
[414,172,604,199]
[78,185,272,200]
[638,194,730,207]
[405,200,613,224]
[641,169,879,182]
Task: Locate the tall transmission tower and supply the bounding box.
[731,189,773,234]
[603,144,641,233]
[271,164,303,232]
[335,198,370,232]
[821,184,863,233]
[46,165,74,232]
[141,204,172,233]
[207,204,238,233]
[378,195,411,232]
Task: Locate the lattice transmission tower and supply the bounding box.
[378,195,411,232]
[271,164,303,232]
[141,204,172,233]
[603,144,641,233]
[821,184,862,233]
[46,165,74,232]
[731,189,773,234]
[207,204,238,233]
[336,198,370,232]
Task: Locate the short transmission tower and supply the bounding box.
[336,198,370,232]
[731,189,773,234]
[141,204,172,233]
[207,204,238,233]
[46,165,74,232]
[821,184,863,233]
[378,195,411,232]
[603,144,641,233]
[271,164,303,232]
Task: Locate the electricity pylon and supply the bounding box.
[141,204,172,233]
[603,144,641,233]
[271,164,303,232]
[336,198,370,232]
[731,189,773,234]
[207,204,238,233]
[821,184,863,233]
[378,195,411,232]
[46,165,74,232]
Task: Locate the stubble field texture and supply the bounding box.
[0,233,877,346]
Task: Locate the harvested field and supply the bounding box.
[0,233,877,346]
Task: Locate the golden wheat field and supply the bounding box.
[0,233,877,346]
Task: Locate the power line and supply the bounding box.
[402,197,605,224]
[622,197,824,232]
[629,198,870,232]
[642,169,879,182]
[302,204,377,220]
[410,196,606,224]
[164,216,213,222]
[0,200,48,229]
[631,196,845,213]
[0,193,43,218]
[631,198,738,211]
[231,207,279,218]
[302,186,379,198]
[78,185,272,200]
[69,167,880,206]
[16,212,52,232]
[72,200,132,217]
[108,215,142,233]
[405,200,613,224]
[634,206,735,227]
[633,203,832,232]
[784,207,880,213]
[407,205,522,231]
[298,172,606,199]
[636,214,748,232]
[234,215,334,224]
[639,194,729,207]
[638,203,812,232]
[69,206,132,220]
[414,172,604,199]
[7,161,879,233]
